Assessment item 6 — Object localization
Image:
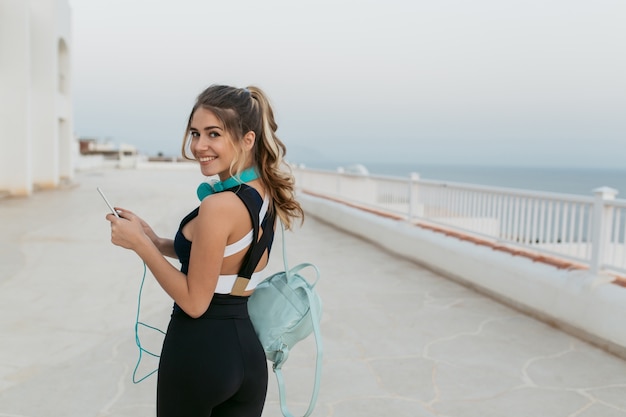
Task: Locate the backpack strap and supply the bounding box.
[268,228,323,417]
[228,184,275,295]
[274,262,323,417]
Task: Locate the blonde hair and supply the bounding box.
[181,85,304,229]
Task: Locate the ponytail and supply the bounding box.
[248,86,304,229]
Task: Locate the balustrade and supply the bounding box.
[293,166,626,275]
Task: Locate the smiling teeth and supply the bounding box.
[198,157,216,162]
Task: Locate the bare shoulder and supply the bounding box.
[195,191,253,244]
[198,191,247,219]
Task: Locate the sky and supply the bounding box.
[68,0,626,169]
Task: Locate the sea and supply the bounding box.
[297,161,626,198]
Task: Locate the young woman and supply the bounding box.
[106,85,304,416]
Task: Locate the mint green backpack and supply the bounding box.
[249,259,322,417]
[239,233,322,416]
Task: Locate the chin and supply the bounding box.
[200,167,220,178]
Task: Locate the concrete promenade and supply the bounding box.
[2,168,626,417]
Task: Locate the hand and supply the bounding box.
[106,209,150,251]
[116,208,161,244]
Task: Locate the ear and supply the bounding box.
[242,131,256,152]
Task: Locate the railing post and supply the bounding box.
[589,186,618,275]
[408,172,420,221]
[336,167,344,197]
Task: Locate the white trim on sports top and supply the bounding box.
[214,194,270,294]
[214,270,268,294]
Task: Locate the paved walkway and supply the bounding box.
[2,168,626,417]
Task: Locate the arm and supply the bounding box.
[153,237,177,259]
[107,194,240,318]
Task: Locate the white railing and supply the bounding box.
[293,167,626,276]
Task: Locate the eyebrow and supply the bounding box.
[189,125,224,131]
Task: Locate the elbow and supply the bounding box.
[185,307,205,319]
[181,301,210,319]
[176,283,214,318]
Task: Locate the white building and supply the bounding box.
[0,0,73,196]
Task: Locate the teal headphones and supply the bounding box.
[196,167,259,201]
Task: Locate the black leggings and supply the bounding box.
[157,295,268,417]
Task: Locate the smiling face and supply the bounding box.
[189,107,241,181]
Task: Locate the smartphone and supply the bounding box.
[97,187,120,218]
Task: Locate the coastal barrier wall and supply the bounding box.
[298,191,626,358]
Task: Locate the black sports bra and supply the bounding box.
[173,184,274,294]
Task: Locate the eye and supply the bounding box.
[189,131,200,139]
[208,131,220,138]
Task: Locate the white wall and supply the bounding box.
[30,0,59,188]
[299,193,626,358]
[0,0,72,196]
[0,0,33,196]
[54,0,73,181]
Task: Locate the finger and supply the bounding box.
[117,210,133,221]
[114,207,135,216]
[111,207,131,219]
